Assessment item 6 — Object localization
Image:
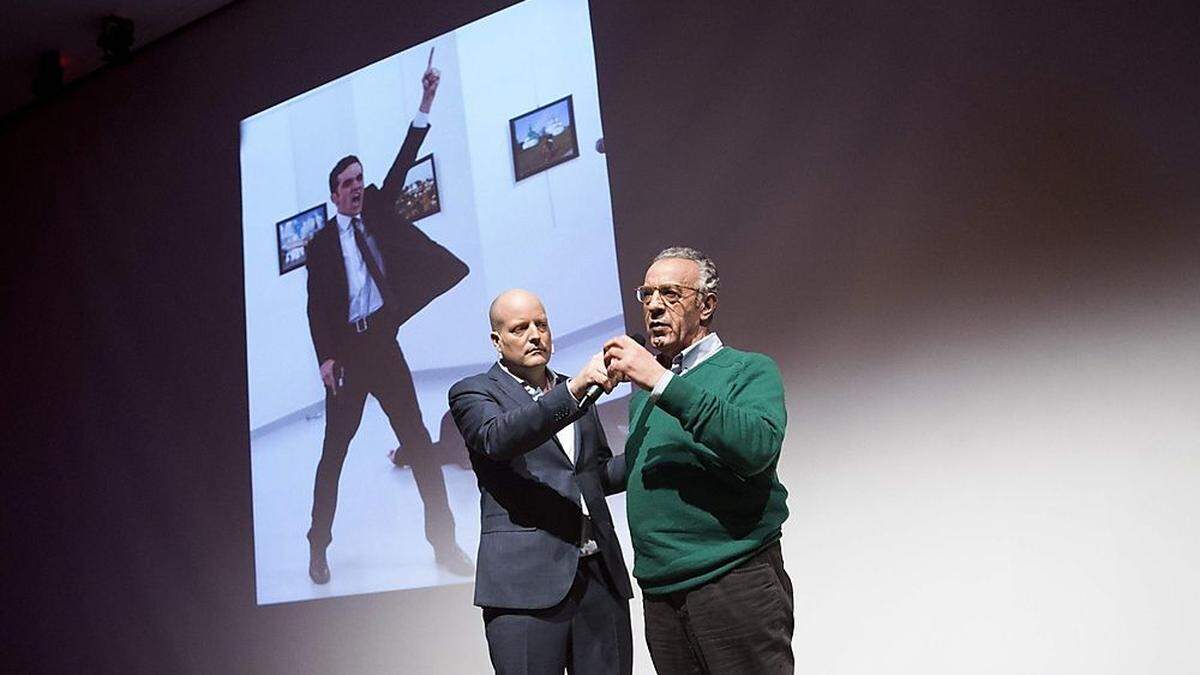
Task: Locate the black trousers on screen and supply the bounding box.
[306,323,455,551]
[643,542,794,675]
[483,554,633,675]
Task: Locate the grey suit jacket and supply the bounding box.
[449,363,632,609]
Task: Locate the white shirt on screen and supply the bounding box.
[334,113,430,323]
[335,213,384,323]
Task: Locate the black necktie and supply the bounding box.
[351,217,395,308]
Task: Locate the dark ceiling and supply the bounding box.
[0,0,236,119]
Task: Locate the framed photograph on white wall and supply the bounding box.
[509,95,579,181]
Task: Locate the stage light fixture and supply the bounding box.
[98,15,135,63]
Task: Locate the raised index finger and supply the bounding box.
[426,46,435,70]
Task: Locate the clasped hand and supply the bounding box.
[568,352,616,400]
[567,337,669,401]
[603,336,667,391]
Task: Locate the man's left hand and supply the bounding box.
[419,47,440,113]
[603,335,668,391]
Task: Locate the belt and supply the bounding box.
[350,309,387,334]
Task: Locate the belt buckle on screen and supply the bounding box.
[355,316,369,333]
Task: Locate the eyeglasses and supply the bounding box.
[634,284,704,305]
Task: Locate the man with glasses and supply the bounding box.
[604,246,793,673]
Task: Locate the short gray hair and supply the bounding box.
[652,246,720,295]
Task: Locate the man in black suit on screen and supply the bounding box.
[449,290,633,674]
[304,56,470,584]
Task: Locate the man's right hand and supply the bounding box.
[603,335,668,391]
[419,47,440,113]
[320,359,340,392]
[568,352,616,401]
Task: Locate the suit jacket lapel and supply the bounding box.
[487,362,531,407]
[321,220,349,286]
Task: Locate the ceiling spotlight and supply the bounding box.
[98,15,135,63]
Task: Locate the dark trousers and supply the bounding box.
[306,327,455,551]
[643,542,794,674]
[483,554,633,675]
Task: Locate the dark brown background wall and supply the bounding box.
[2,1,1197,672]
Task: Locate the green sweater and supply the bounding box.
[625,346,789,595]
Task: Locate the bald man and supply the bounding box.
[449,290,633,675]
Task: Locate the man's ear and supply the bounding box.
[490,331,501,354]
[699,293,718,324]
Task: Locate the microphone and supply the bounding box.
[580,334,645,409]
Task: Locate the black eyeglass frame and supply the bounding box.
[633,284,707,305]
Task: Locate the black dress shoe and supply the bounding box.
[309,546,331,585]
[434,544,475,577]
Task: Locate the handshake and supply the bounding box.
[565,335,670,403]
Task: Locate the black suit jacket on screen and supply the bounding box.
[305,123,467,365]
[449,364,633,610]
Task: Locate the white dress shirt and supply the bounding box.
[649,332,725,403]
[334,113,431,322]
[335,213,384,323]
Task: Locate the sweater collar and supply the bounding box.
[666,332,723,375]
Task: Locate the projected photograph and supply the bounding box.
[396,153,441,221]
[239,0,626,606]
[509,95,579,181]
[275,204,326,274]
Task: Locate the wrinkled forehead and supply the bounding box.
[644,257,699,287]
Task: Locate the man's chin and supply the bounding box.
[650,334,676,352]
